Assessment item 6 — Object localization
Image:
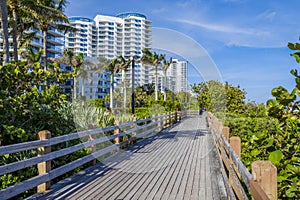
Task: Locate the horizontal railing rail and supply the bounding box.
[0,111,184,199]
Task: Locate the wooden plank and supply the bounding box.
[130,123,193,199]
[189,128,206,200]
[176,130,198,199]
[221,134,252,189]
[27,117,223,200]
[251,161,277,200]
[0,126,118,155]
[37,130,51,193]
[96,134,175,198]
[114,130,185,199]
[250,179,270,200]
[0,133,117,176]
[151,124,192,199]
[209,133,229,200]
[178,117,206,199]
[145,137,191,200]
[161,118,198,200]
[0,122,158,176]
[0,115,166,156]
[98,127,181,199]
[68,129,175,199]
[220,143,248,199]
[205,135,213,200]
[0,144,119,200]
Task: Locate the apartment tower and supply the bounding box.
[64,13,152,99]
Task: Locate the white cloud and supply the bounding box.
[175,19,268,36]
[256,10,277,21]
[151,8,167,14]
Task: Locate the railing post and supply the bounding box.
[88,124,96,166]
[222,126,230,141]
[37,130,51,193]
[114,120,120,146]
[251,161,277,200]
[169,112,172,127]
[230,136,241,158]
[152,114,156,134]
[175,110,178,123]
[230,136,242,179]
[131,117,137,145]
[157,114,161,131]
[143,116,147,134]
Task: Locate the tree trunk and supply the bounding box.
[164,73,167,101]
[155,65,158,101]
[81,78,85,98]
[73,77,77,100]
[43,30,48,70]
[11,0,18,61]
[110,74,114,109]
[0,0,9,64]
[123,70,127,108]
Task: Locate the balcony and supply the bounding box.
[48,27,64,37]
[47,36,63,45]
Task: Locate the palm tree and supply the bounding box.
[102,57,122,109]
[7,0,40,61]
[77,56,98,100]
[141,49,165,101]
[162,57,172,101]
[7,0,18,61]
[21,46,43,66]
[29,0,69,69]
[7,0,46,52]
[51,49,85,100]
[119,56,131,108]
[0,0,9,64]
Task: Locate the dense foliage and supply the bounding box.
[191,42,300,198]
[220,40,300,199]
[0,59,116,198]
[192,80,246,114]
[265,40,300,198]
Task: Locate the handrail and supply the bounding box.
[0,113,175,156]
[207,112,277,200]
[0,111,183,199]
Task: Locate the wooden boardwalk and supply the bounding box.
[30,116,228,200]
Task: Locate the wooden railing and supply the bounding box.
[0,112,183,199]
[207,112,277,200]
[186,109,199,115]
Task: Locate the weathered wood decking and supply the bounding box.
[30,116,227,200]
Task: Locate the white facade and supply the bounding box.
[166,59,188,93]
[64,13,152,99]
[0,25,64,61]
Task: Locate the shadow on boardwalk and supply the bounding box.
[29,116,227,200]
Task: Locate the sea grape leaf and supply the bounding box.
[268,150,283,165]
[251,149,261,157]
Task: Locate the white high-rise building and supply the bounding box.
[0,25,64,61]
[64,13,152,99]
[166,59,188,93]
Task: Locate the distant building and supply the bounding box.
[0,25,64,61]
[64,13,152,99]
[166,59,188,93]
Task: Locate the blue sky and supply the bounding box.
[65,0,300,103]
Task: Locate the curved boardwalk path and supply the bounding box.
[31,115,227,200]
